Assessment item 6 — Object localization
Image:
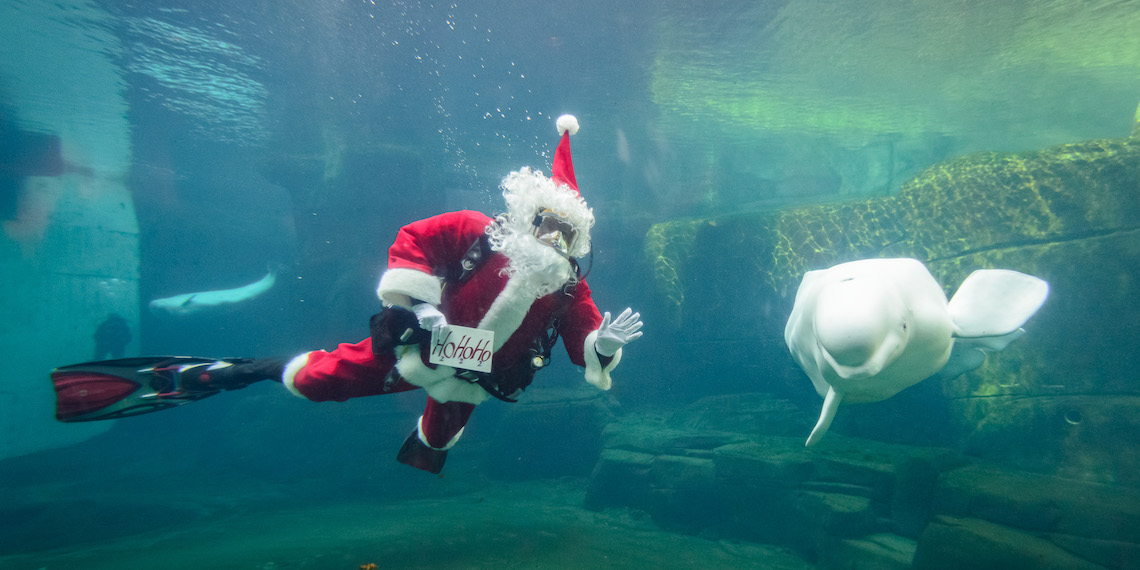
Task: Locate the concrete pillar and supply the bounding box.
[0,0,137,459]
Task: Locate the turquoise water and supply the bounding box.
[3,0,1140,568]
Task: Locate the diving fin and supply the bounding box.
[396,429,449,474]
[50,356,241,422]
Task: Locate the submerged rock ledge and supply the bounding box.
[586,393,1139,569]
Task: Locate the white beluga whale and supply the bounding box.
[149,269,278,317]
[784,258,1049,446]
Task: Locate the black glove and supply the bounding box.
[370,306,429,355]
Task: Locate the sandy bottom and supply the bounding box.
[1,479,813,569]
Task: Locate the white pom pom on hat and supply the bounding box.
[556,114,580,136]
[552,114,580,193]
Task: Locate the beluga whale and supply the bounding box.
[784,258,1049,446]
[149,268,279,317]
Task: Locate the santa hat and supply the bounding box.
[496,113,594,257]
[552,114,580,195]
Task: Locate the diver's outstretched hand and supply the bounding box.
[595,308,644,357]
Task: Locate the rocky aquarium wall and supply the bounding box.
[591,110,1140,568]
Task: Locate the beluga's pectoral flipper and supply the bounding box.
[937,269,1050,381]
[784,258,1049,446]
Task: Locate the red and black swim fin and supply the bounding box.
[50,356,224,422]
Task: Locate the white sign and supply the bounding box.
[429,325,494,373]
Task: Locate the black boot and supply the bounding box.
[178,357,288,393]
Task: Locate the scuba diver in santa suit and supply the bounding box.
[50,114,644,474]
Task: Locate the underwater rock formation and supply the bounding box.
[644,106,1140,484]
[586,393,1140,569]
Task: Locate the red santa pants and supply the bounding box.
[291,338,475,449]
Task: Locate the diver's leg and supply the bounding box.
[283,338,414,402]
[278,337,475,473]
[396,398,476,474]
[180,357,289,392]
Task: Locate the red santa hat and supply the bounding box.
[496,113,594,258]
[552,114,580,195]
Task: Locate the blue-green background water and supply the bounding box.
[2,0,1140,568]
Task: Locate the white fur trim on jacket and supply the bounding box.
[395,344,493,405]
[477,275,534,351]
[583,330,622,390]
[377,267,443,307]
[417,415,465,450]
[282,351,312,399]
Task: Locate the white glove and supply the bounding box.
[594,308,643,357]
[413,303,449,334]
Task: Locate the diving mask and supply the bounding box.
[532,209,578,256]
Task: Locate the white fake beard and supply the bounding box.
[491,222,576,299]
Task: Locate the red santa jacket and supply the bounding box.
[376,210,618,405]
